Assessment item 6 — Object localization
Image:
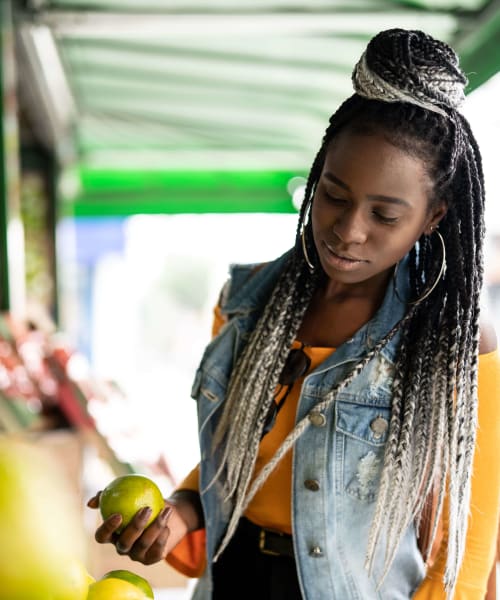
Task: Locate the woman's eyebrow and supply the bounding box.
[323,171,411,207]
[367,194,411,207]
[323,171,350,191]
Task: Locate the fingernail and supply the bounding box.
[116,541,127,555]
[140,507,152,519]
[109,513,122,524]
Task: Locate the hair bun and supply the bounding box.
[352,28,467,115]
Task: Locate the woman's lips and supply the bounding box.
[322,241,366,271]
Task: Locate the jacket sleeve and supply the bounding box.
[413,350,500,599]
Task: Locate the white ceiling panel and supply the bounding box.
[16,0,498,175]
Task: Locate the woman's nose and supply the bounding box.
[332,210,368,245]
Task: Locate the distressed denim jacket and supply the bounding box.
[191,250,425,600]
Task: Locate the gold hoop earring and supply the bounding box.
[394,229,446,305]
[300,201,315,273]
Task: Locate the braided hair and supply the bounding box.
[210,29,484,596]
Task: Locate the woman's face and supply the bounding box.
[311,129,445,287]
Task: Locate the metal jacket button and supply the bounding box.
[309,546,323,557]
[308,411,326,427]
[370,416,389,439]
[304,479,320,491]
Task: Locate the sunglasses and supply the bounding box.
[262,344,311,436]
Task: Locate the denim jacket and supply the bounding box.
[191,250,426,599]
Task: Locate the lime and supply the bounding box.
[87,578,150,599]
[99,474,164,533]
[102,570,154,599]
[52,558,94,600]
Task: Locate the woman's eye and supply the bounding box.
[374,212,399,224]
[325,194,346,205]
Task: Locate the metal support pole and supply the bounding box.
[0,0,25,315]
[0,4,10,311]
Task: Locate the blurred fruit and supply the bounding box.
[87,578,150,599]
[0,436,86,600]
[99,474,164,533]
[53,558,94,600]
[102,570,154,599]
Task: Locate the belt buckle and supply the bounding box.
[259,529,281,556]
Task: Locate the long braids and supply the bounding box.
[209,29,485,596]
[351,31,485,594]
[208,250,316,550]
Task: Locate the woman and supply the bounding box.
[89,29,500,599]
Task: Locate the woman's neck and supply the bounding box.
[297,268,392,348]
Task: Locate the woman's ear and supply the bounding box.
[424,201,447,235]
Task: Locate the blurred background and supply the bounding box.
[1,0,499,596]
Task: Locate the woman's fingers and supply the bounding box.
[142,522,172,565]
[126,506,173,564]
[94,513,123,543]
[112,506,153,554]
[86,491,102,509]
[91,498,176,566]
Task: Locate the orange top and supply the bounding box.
[175,338,333,535]
[167,307,500,598]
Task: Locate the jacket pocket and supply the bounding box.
[336,398,391,503]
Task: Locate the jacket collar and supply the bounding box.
[222,249,410,364]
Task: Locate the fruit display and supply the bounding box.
[0,315,166,598]
[0,311,174,482]
[99,474,165,533]
[0,436,159,598]
[0,437,87,600]
[0,312,95,432]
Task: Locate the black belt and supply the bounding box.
[238,517,295,559]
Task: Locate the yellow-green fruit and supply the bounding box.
[52,558,94,600]
[99,474,164,533]
[102,570,154,599]
[87,578,150,599]
[0,436,86,600]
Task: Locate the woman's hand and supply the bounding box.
[87,491,195,565]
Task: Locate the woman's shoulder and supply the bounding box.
[217,262,268,308]
[479,312,497,355]
[220,250,295,313]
